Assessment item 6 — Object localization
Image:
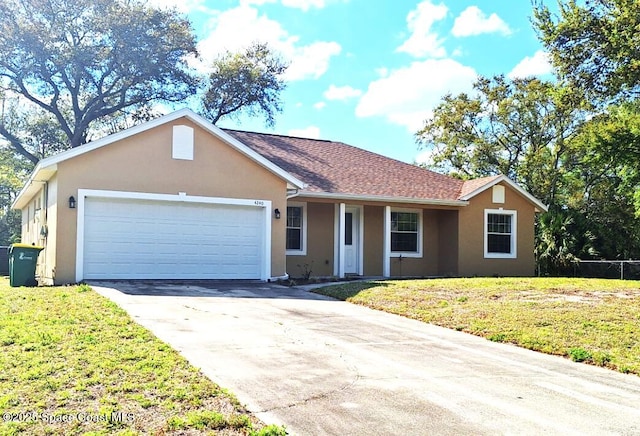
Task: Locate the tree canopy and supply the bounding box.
[533,0,640,103]
[0,0,291,245]
[417,75,586,207]
[200,42,288,127]
[417,73,640,273]
[0,0,198,163]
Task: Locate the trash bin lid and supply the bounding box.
[9,243,44,252]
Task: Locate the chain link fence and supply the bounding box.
[574,260,640,280]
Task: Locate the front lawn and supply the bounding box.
[0,278,285,435]
[314,277,640,374]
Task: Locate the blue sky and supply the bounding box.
[153,0,555,164]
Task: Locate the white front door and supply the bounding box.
[344,207,360,274]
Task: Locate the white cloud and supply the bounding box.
[313,101,326,109]
[195,6,290,59]
[284,41,342,81]
[282,0,326,11]
[323,85,363,101]
[415,149,436,166]
[452,6,511,37]
[240,0,277,6]
[147,0,208,13]
[288,126,321,138]
[508,50,552,79]
[240,0,329,9]
[375,67,389,78]
[194,5,340,81]
[397,0,449,58]
[356,59,477,132]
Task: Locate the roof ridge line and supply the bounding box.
[222,128,335,143]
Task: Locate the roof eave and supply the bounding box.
[291,191,469,207]
[12,164,57,210]
[459,175,548,212]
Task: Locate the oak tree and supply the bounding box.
[533,0,640,102]
[0,0,198,163]
[416,75,586,207]
[200,42,288,127]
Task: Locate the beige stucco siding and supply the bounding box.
[289,201,454,278]
[19,185,55,283]
[458,183,536,276]
[285,202,388,278]
[363,206,383,276]
[437,209,458,276]
[291,192,537,279]
[38,176,58,284]
[52,119,287,283]
[389,208,439,277]
[286,202,335,278]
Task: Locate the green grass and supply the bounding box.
[0,278,286,435]
[314,277,640,375]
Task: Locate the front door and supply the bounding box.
[344,207,360,274]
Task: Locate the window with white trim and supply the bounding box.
[484,209,517,258]
[286,203,307,255]
[390,209,422,256]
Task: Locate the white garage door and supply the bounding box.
[82,197,265,280]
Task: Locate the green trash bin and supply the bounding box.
[9,244,44,287]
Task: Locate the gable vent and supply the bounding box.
[492,185,505,204]
[172,125,194,160]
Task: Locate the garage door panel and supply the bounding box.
[82,197,265,280]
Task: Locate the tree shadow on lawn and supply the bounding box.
[311,280,390,301]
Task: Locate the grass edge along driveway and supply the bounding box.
[0,278,286,436]
[314,277,640,375]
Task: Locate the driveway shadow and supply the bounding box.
[86,279,345,300]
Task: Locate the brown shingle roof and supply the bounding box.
[459,175,502,199]
[225,129,471,202]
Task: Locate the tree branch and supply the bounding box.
[0,123,38,164]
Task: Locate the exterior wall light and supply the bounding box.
[274,208,281,219]
[68,196,76,209]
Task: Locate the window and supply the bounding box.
[344,212,353,245]
[390,210,422,256]
[484,209,517,258]
[286,203,307,255]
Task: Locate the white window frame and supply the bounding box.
[286,201,307,256]
[389,208,423,258]
[484,209,517,259]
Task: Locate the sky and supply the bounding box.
[151,0,555,164]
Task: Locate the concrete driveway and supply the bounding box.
[90,281,640,435]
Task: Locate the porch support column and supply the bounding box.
[337,202,346,278]
[333,204,339,276]
[383,205,391,277]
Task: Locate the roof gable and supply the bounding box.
[13,109,305,209]
[460,175,548,212]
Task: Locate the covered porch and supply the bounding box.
[284,198,461,280]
